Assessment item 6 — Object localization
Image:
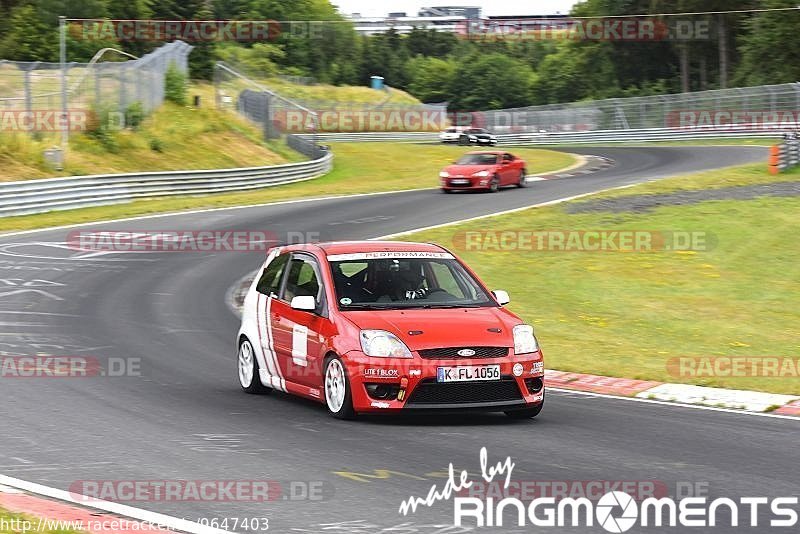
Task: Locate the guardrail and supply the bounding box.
[301,128,782,145]
[0,151,333,218]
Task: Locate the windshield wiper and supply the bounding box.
[340,304,388,310]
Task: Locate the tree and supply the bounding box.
[448,53,536,110]
[406,56,457,102]
[0,3,57,61]
[533,41,619,104]
[736,0,800,85]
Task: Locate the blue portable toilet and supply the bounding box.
[370,76,385,90]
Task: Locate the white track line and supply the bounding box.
[0,474,230,534]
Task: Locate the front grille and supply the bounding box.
[418,346,509,359]
[406,377,523,406]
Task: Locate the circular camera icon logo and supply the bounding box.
[596,491,638,533]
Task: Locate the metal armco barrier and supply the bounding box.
[769,139,800,174]
[0,152,333,218]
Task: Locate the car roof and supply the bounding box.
[284,241,447,257]
[465,151,504,155]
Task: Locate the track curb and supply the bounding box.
[546,370,799,416]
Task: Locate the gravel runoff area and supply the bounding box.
[567,181,800,214]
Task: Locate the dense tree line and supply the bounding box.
[0,0,797,109]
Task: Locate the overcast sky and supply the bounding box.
[332,0,580,17]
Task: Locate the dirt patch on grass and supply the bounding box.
[567,181,800,214]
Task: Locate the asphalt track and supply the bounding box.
[1,146,797,533]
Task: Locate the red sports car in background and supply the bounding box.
[236,241,545,419]
[440,151,528,193]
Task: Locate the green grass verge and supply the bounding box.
[0,143,576,233]
[0,508,81,534]
[400,164,800,395]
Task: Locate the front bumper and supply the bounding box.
[343,351,545,413]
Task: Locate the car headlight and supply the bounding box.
[360,330,413,358]
[513,324,539,355]
[473,170,490,177]
[439,171,450,178]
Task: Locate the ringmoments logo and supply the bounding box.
[398,448,800,531]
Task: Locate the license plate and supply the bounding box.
[450,179,469,185]
[437,365,501,383]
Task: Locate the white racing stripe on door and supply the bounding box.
[256,293,284,392]
[264,296,287,391]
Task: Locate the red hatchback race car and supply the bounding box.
[440,151,528,193]
[236,241,545,419]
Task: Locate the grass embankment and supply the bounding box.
[402,163,800,395]
[0,143,576,233]
[0,83,296,182]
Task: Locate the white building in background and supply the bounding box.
[346,6,572,36]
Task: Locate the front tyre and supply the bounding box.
[489,175,500,193]
[238,338,271,394]
[505,398,544,419]
[324,356,356,419]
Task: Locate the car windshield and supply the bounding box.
[329,255,496,310]
[455,154,498,165]
[466,128,487,134]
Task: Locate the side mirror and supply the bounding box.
[291,295,317,312]
[492,290,510,306]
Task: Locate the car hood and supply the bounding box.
[444,164,496,175]
[341,307,516,351]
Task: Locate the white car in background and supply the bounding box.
[439,126,467,143]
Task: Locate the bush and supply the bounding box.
[85,106,120,152]
[149,137,164,152]
[125,102,145,130]
[164,63,187,105]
